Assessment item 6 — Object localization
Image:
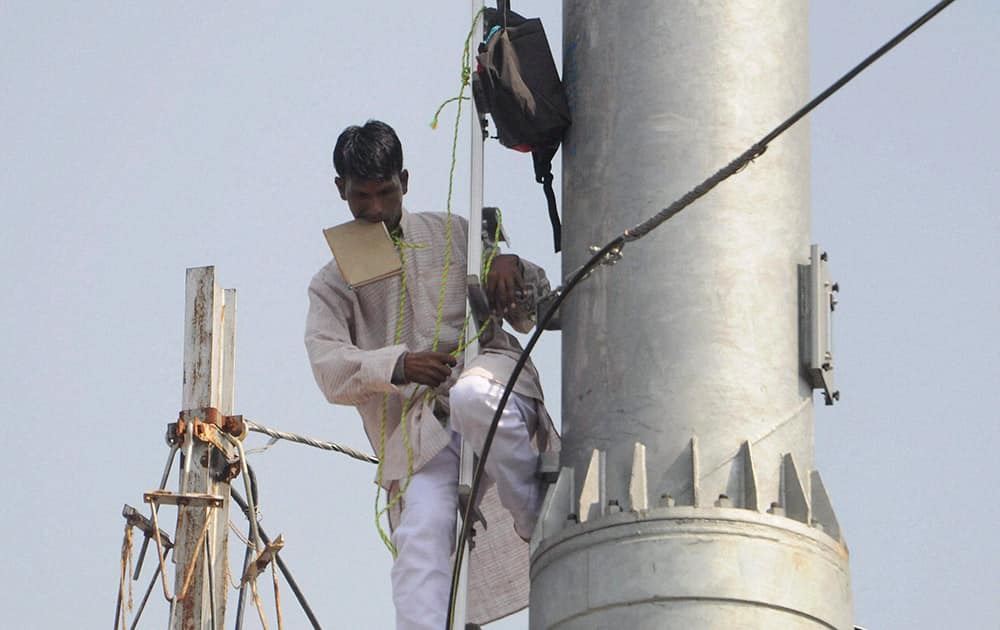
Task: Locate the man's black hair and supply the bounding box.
[332,120,404,181]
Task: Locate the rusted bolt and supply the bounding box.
[222,414,247,438]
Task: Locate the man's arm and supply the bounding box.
[486,254,550,334]
[485,254,524,317]
[304,276,407,406]
[399,352,458,388]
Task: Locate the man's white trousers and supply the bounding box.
[390,375,542,630]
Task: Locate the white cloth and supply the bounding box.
[392,377,541,630]
[450,376,542,540]
[304,209,560,624]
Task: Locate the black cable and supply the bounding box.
[234,464,261,630]
[625,0,958,243]
[205,535,217,630]
[446,238,622,628]
[233,534,255,630]
[759,0,956,149]
[128,562,164,630]
[445,1,957,627]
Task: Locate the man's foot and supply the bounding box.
[466,624,482,630]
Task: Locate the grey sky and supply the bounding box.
[1,1,996,628]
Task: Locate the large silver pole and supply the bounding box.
[530,3,852,628]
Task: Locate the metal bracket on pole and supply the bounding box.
[799,245,840,405]
[145,490,225,509]
[123,503,175,549]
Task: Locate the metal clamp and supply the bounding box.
[588,243,624,267]
[799,245,840,405]
[143,490,224,509]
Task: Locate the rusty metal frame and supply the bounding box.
[123,503,175,550]
[144,490,224,509]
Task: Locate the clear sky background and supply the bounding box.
[2,1,997,629]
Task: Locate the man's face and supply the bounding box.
[335,170,408,231]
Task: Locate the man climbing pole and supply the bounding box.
[304,120,559,630]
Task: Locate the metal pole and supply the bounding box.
[531,3,852,628]
[452,3,485,628]
[171,267,237,630]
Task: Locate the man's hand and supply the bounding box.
[486,254,524,316]
[403,351,458,388]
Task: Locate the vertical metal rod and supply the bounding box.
[453,2,485,628]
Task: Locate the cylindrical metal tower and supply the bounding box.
[529,3,852,628]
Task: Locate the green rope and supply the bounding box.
[373,235,414,557]
[431,7,482,353]
[430,96,470,130]
[373,7,487,558]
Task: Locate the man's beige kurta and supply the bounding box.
[305,209,558,624]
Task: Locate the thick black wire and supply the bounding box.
[233,531,256,630]
[445,238,623,628]
[233,463,261,630]
[205,535,217,630]
[625,0,957,243]
[128,563,163,630]
[445,0,957,626]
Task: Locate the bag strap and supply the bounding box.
[532,147,561,252]
[497,0,510,28]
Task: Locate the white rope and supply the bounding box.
[225,434,263,552]
[244,419,378,464]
